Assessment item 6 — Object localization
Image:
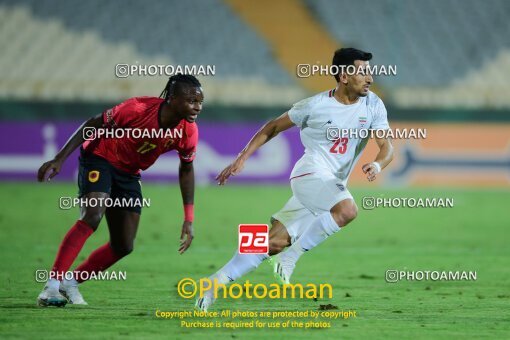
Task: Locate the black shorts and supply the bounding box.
[78,150,143,214]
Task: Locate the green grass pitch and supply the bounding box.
[0,182,509,339]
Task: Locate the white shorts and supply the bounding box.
[272,172,353,243]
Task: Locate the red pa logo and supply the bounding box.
[238,224,269,254]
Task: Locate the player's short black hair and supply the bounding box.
[160,74,202,100]
[332,48,372,82]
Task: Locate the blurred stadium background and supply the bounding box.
[0,0,509,186]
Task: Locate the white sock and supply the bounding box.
[47,278,60,291]
[280,212,340,264]
[63,277,79,287]
[211,253,269,284]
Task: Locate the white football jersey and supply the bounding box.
[288,89,390,182]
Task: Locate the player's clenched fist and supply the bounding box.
[38,158,63,182]
[362,162,381,182]
[216,157,246,185]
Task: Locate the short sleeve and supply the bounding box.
[370,97,390,130]
[178,126,198,163]
[102,98,137,128]
[288,97,314,129]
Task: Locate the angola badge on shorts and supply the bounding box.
[88,170,100,183]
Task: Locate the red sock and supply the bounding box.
[51,220,94,279]
[74,243,123,283]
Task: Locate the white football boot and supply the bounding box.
[195,292,215,312]
[268,253,295,285]
[60,279,88,305]
[37,280,67,307]
[194,274,229,312]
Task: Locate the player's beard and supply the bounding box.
[360,86,370,97]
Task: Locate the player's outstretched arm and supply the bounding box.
[178,160,195,254]
[362,136,394,182]
[37,114,103,182]
[216,112,295,185]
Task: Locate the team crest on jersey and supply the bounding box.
[359,116,367,128]
[88,170,100,183]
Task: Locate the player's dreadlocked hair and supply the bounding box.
[160,73,202,100]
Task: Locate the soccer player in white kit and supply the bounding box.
[196,48,394,311]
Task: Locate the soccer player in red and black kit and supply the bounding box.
[36,74,203,307]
